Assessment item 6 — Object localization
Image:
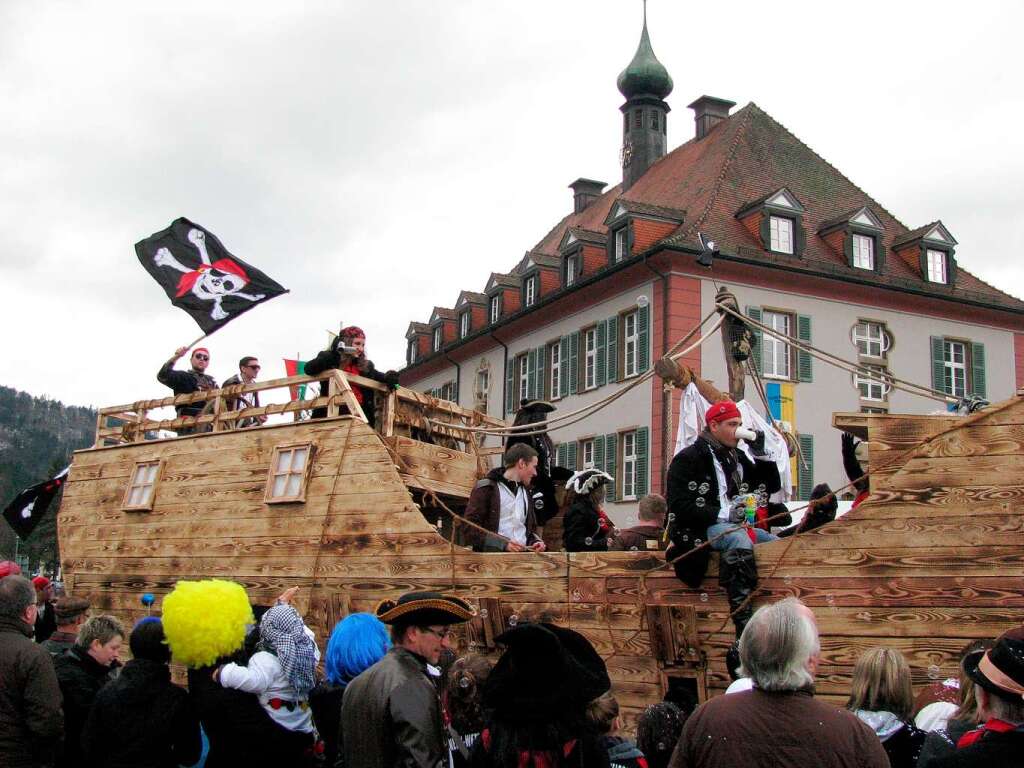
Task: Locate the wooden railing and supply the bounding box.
[93,370,507,455]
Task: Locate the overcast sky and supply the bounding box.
[2,0,1022,410]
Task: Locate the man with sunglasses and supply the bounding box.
[157,346,218,434]
[222,356,267,428]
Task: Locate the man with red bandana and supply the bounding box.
[157,346,218,434]
[665,399,781,673]
[303,326,399,427]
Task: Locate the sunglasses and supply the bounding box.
[245,364,261,370]
[193,354,209,361]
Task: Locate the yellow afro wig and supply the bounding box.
[162,579,254,669]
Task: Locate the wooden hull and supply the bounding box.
[59,395,1024,726]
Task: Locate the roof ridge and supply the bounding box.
[749,103,911,233]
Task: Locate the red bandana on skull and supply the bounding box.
[175,259,250,298]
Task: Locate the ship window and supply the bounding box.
[122,461,161,511]
[265,443,314,503]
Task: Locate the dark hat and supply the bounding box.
[375,591,475,626]
[565,469,613,495]
[54,596,90,623]
[963,634,1024,702]
[484,622,610,723]
[519,399,555,414]
[550,466,574,483]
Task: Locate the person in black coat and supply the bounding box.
[82,618,201,768]
[53,615,124,768]
[562,469,616,552]
[505,400,562,526]
[302,326,398,425]
[665,400,781,667]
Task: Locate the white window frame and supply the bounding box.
[621,431,638,500]
[474,369,489,412]
[408,340,418,365]
[459,312,470,339]
[122,460,161,511]
[440,381,456,402]
[432,326,442,352]
[943,340,967,398]
[623,311,639,378]
[549,342,561,400]
[525,276,536,307]
[566,255,580,286]
[769,216,794,255]
[581,439,595,470]
[584,327,598,390]
[927,249,948,283]
[614,228,627,262]
[852,321,889,359]
[517,353,529,403]
[855,364,891,401]
[762,310,792,379]
[265,443,313,503]
[489,295,501,324]
[852,233,874,270]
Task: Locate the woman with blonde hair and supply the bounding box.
[847,647,926,767]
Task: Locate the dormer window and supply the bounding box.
[614,227,628,263]
[566,254,581,286]
[459,312,470,339]
[433,326,442,352]
[926,249,947,283]
[769,216,794,255]
[852,234,874,270]
[524,276,536,308]
[489,295,501,323]
[408,340,418,365]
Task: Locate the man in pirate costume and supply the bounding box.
[665,400,781,671]
[157,346,218,434]
[302,325,399,427]
[464,443,546,553]
[505,399,569,527]
[341,591,474,768]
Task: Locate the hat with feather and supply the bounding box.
[565,468,613,495]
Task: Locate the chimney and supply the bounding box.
[569,178,608,213]
[688,96,736,140]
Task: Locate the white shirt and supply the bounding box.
[496,480,529,546]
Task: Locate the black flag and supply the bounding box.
[3,467,69,540]
[135,218,288,334]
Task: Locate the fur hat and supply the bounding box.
[484,622,610,722]
[565,469,613,495]
[375,591,475,626]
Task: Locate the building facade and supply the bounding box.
[400,16,1024,524]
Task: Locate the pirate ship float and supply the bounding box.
[57,303,1024,726]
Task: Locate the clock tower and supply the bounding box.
[617,4,673,192]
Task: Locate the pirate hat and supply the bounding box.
[565,468,613,495]
[550,465,574,484]
[963,632,1024,702]
[518,399,556,414]
[375,591,475,626]
[484,622,610,722]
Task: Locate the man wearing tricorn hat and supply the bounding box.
[341,591,474,768]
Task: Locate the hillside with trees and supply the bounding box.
[0,386,96,570]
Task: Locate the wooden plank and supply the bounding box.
[782,514,1024,548]
[861,486,1024,515]
[887,455,1024,490]
[916,425,1024,458]
[569,603,644,630]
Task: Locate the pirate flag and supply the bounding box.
[3,467,69,540]
[136,218,288,334]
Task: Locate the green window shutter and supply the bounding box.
[567,441,578,472]
[797,434,814,500]
[606,315,619,383]
[635,427,649,497]
[930,336,946,393]
[593,436,605,472]
[505,358,515,415]
[746,307,763,374]
[796,314,813,383]
[604,433,618,501]
[556,443,567,468]
[794,221,806,257]
[637,304,650,373]
[596,321,607,387]
[626,222,634,257]
[526,348,537,400]
[559,336,570,398]
[535,346,547,400]
[569,332,580,395]
[971,342,986,398]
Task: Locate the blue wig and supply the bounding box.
[324,612,391,685]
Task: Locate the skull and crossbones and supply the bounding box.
[153,229,265,321]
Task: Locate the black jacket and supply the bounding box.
[303,348,393,420]
[309,679,346,768]
[34,602,57,643]
[0,614,63,768]
[82,658,201,768]
[665,436,781,587]
[562,498,611,552]
[880,721,927,768]
[463,468,541,552]
[53,646,118,767]
[156,360,217,417]
[929,727,1024,767]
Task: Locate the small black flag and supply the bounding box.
[135,218,288,334]
[3,467,69,540]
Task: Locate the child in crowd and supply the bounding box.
[635,702,688,768]
[213,587,319,739]
[587,692,648,768]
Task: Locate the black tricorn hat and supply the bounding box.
[550,466,574,484]
[963,633,1024,702]
[484,622,610,722]
[519,399,556,414]
[375,591,475,626]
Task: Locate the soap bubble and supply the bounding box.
[699,592,709,602]
[479,608,488,618]
[783,575,793,586]
[584,537,593,546]
[739,483,749,494]
[459,676,471,689]
[630,546,638,551]
[695,498,705,508]
[509,615,519,627]
[688,481,698,491]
